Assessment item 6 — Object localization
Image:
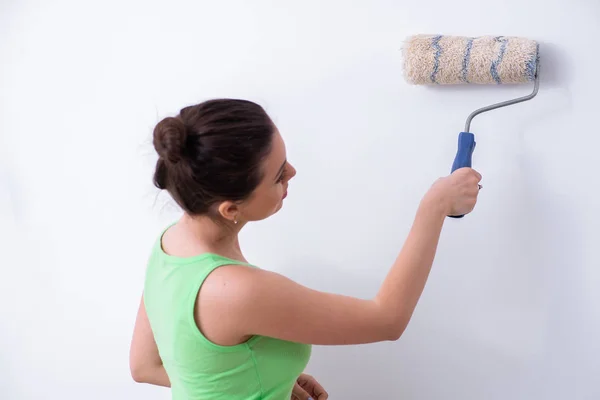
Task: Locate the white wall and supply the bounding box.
[2,0,599,398]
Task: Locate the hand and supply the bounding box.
[291,373,328,400]
[425,167,482,217]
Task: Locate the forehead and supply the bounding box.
[265,129,286,170]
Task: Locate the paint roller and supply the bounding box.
[402,34,540,218]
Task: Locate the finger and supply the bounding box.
[306,384,327,399]
[297,376,328,400]
[296,374,312,385]
[313,388,328,399]
[298,378,328,400]
[465,168,481,180]
[292,383,313,400]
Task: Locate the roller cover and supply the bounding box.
[402,34,539,85]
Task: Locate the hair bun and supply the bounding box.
[153,116,188,164]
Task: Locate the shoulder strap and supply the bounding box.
[184,254,259,350]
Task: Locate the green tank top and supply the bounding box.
[143,226,312,399]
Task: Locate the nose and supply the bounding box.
[286,163,297,181]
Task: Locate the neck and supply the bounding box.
[180,213,244,259]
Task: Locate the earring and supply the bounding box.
[234,217,238,225]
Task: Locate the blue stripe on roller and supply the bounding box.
[430,35,442,84]
[525,43,539,81]
[490,36,508,84]
[461,38,473,83]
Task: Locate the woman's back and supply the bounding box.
[143,228,312,399]
[130,98,482,399]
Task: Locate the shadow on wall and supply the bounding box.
[514,152,590,399]
[536,41,574,88]
[275,258,398,397]
[454,154,585,399]
[0,165,65,399]
[0,164,20,396]
[275,255,538,399]
[274,161,583,399]
[0,163,23,223]
[0,349,21,399]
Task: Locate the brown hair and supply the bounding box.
[152,99,275,215]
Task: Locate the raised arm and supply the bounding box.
[198,168,482,346]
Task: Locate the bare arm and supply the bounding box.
[199,168,481,346]
[129,295,171,387]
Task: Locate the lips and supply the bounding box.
[282,190,288,199]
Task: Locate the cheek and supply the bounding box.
[263,186,285,213]
[243,186,284,219]
[269,186,284,205]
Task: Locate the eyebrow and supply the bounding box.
[274,159,286,181]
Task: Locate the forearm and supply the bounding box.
[375,194,447,336]
[132,364,171,388]
[130,295,171,388]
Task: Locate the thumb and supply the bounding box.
[292,382,314,400]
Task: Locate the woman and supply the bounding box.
[129,99,482,400]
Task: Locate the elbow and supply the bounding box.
[383,315,410,341]
[386,324,406,341]
[130,360,151,384]
[130,366,146,383]
[374,299,410,341]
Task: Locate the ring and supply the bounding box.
[478,184,483,190]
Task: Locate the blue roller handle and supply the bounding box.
[448,131,476,219]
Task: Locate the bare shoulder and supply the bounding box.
[194,264,266,346]
[200,263,258,293]
[196,264,285,315]
[199,264,304,305]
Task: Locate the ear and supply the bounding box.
[217,200,239,223]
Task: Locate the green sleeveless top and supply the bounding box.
[143,227,312,399]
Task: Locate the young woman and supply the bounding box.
[129,99,482,400]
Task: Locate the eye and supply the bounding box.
[276,168,287,183]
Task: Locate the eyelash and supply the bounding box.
[277,169,286,183]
